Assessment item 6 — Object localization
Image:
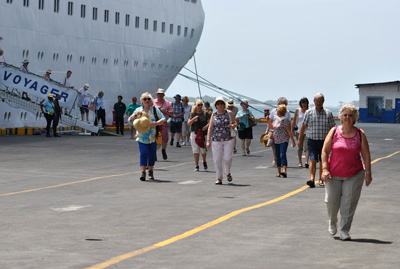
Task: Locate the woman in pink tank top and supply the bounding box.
[321,104,372,241]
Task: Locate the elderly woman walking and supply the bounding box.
[236,100,255,156]
[206,97,237,184]
[268,104,296,177]
[188,99,210,171]
[129,92,166,181]
[321,104,372,240]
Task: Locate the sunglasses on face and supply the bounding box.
[143,98,151,101]
[216,102,224,106]
[197,104,203,107]
[343,114,353,117]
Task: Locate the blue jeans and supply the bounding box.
[274,142,288,167]
[138,142,157,167]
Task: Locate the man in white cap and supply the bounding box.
[153,88,173,160]
[20,59,30,73]
[78,84,90,123]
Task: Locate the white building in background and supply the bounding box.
[356,81,400,123]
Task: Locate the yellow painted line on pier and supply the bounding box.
[84,150,400,269]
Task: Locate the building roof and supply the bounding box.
[355,80,400,88]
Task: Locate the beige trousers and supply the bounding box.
[325,170,364,232]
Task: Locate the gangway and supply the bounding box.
[0,63,99,134]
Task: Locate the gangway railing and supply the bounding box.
[0,63,99,134]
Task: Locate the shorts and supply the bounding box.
[170,121,183,133]
[296,133,308,152]
[190,132,206,154]
[238,127,253,140]
[80,105,89,114]
[308,139,324,162]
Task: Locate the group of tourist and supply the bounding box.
[129,90,373,241]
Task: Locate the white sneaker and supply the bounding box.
[340,230,351,241]
[187,141,191,146]
[328,220,337,236]
[182,142,186,146]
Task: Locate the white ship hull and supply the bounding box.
[0,0,204,128]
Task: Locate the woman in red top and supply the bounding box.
[321,104,372,241]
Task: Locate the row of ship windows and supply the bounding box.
[6,0,196,38]
[22,50,181,71]
[3,111,35,122]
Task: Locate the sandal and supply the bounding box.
[272,160,276,166]
[298,163,302,167]
[227,174,233,182]
[280,172,287,178]
[215,179,222,185]
[246,148,250,155]
[276,173,281,177]
[242,152,246,156]
[306,179,315,188]
[319,180,325,187]
[305,163,309,168]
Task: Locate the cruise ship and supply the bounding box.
[0,0,205,128]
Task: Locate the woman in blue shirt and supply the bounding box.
[236,100,255,156]
[94,91,106,127]
[129,92,166,181]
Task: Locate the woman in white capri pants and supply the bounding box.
[321,104,372,241]
[206,97,237,185]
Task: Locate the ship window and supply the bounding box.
[39,0,44,10]
[135,16,140,28]
[81,5,86,18]
[134,61,138,68]
[104,10,109,22]
[190,28,194,38]
[158,64,162,69]
[23,0,29,7]
[145,18,149,30]
[54,0,59,13]
[184,27,188,37]
[191,0,197,3]
[184,0,189,2]
[170,24,173,35]
[125,14,130,26]
[151,63,155,69]
[93,7,98,20]
[162,22,166,33]
[153,20,157,32]
[177,25,181,36]
[114,59,119,66]
[7,0,13,4]
[41,52,44,60]
[115,12,120,25]
[67,1,73,16]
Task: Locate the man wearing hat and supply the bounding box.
[78,84,90,123]
[43,69,52,81]
[20,59,30,73]
[170,94,185,147]
[153,88,173,159]
[40,94,56,137]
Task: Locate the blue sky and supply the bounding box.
[168,0,400,106]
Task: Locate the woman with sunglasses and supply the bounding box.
[206,97,237,185]
[129,92,166,181]
[188,99,210,171]
[321,104,372,240]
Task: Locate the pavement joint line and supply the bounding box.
[84,151,400,269]
[0,148,271,197]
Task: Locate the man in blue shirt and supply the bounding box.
[40,94,55,137]
[170,94,184,147]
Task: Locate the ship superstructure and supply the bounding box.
[0,0,204,127]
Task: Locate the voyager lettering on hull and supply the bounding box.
[0,64,77,109]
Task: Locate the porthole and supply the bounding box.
[26,50,29,57]
[41,52,44,60]
[4,112,7,121]
[24,112,27,120]
[38,52,41,59]
[36,111,40,120]
[20,112,24,120]
[7,112,11,121]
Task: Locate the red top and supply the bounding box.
[328,126,364,177]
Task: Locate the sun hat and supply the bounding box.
[47,93,54,98]
[260,133,272,147]
[227,98,235,106]
[22,59,30,64]
[84,83,90,89]
[213,97,227,108]
[156,88,165,94]
[174,94,181,100]
[46,69,52,74]
[133,112,151,134]
[240,100,249,106]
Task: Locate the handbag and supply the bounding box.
[248,116,257,127]
[195,128,205,148]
